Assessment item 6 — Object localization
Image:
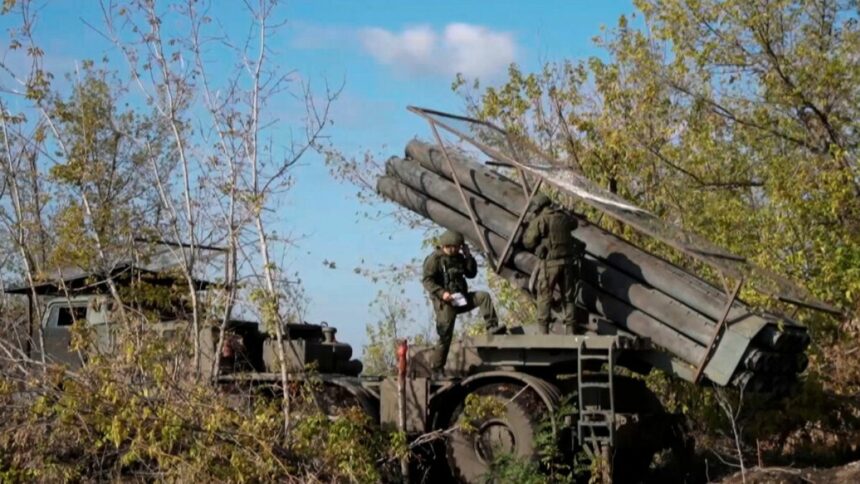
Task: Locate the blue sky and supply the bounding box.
[281,1,638,351]
[1,1,637,354]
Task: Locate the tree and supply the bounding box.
[96,0,339,437]
[47,66,168,273]
[457,0,858,336]
[362,287,433,376]
[0,1,379,481]
[455,0,860,465]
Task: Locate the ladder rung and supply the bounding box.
[580,434,611,440]
[579,422,612,427]
[583,437,611,443]
[580,382,611,388]
[580,374,611,380]
[578,344,616,449]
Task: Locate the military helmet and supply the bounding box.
[439,230,465,246]
[531,193,552,211]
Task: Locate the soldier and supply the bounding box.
[523,193,584,334]
[422,230,501,373]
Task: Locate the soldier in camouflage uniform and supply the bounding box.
[423,230,500,372]
[523,194,584,334]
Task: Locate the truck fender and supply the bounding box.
[430,371,562,433]
[319,375,380,421]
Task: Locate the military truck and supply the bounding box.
[10,109,839,482]
[7,272,680,482]
[378,107,830,396]
[366,107,837,481]
[4,241,219,368]
[201,316,680,482]
[18,294,182,368]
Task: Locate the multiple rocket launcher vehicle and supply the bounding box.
[16,107,838,482]
[377,122,817,394]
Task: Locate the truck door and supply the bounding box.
[42,302,88,368]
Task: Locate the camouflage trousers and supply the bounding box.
[535,258,580,334]
[430,291,498,371]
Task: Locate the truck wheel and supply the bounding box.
[445,382,550,483]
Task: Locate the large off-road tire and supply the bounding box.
[445,382,551,483]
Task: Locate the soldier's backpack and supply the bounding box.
[544,208,580,260]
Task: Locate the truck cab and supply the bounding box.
[36,295,108,367]
[31,294,187,367]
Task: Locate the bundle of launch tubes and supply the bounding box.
[377,138,813,393]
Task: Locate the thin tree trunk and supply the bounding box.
[244,0,292,440]
[147,10,202,378]
[0,102,46,365]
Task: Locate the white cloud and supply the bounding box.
[358,23,517,79]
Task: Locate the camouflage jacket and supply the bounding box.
[422,249,477,299]
[523,207,581,260]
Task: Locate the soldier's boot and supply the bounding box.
[538,321,550,334]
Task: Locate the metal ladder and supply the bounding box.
[577,340,615,460]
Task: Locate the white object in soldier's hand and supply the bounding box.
[451,292,468,307]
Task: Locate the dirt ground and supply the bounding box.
[719,460,860,483]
